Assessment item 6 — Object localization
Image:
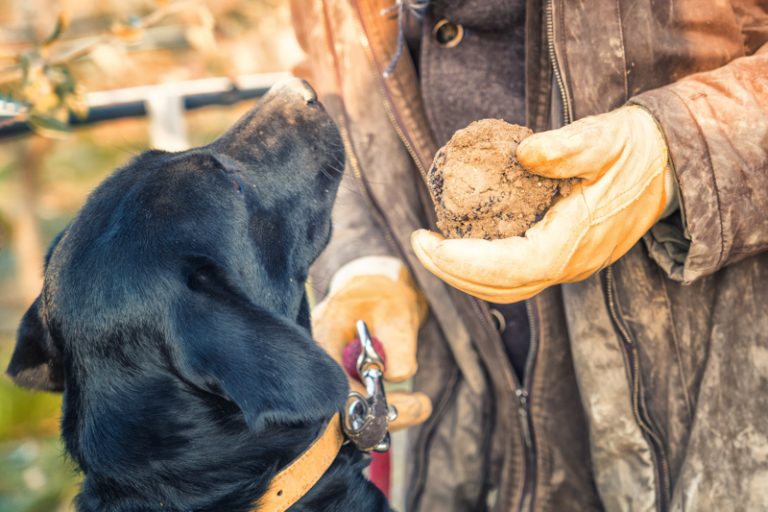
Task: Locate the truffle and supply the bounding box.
[428,119,571,240]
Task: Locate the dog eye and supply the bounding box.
[182,255,245,302]
[183,256,221,292]
[186,265,216,291]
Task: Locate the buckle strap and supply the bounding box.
[254,413,344,512]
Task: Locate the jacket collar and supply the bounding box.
[352,0,438,181]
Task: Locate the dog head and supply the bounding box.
[7,79,348,434]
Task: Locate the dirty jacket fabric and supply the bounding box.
[291,1,768,511]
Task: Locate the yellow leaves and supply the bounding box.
[12,55,84,136]
[21,66,57,113]
[65,85,88,120]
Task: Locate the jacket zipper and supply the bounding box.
[545,0,573,125]
[547,1,670,508]
[471,296,537,512]
[603,267,671,511]
[376,78,431,183]
[514,300,539,512]
[503,5,567,510]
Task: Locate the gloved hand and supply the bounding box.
[411,106,676,303]
[312,256,432,430]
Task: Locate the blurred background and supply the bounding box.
[0,1,301,509]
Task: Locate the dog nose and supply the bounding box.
[269,77,318,104]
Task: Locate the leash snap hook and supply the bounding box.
[342,320,397,452]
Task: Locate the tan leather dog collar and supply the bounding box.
[253,413,344,512]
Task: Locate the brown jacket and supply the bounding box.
[292,1,768,510]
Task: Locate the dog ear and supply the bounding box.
[6,297,64,392]
[174,287,348,431]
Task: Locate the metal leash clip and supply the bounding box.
[342,320,398,452]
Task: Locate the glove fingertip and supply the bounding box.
[516,133,551,165]
[389,392,433,431]
[517,131,586,180]
[411,229,444,248]
[411,230,444,266]
[384,358,418,382]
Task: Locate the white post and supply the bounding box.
[146,86,189,151]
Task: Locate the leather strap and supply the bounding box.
[253,413,345,512]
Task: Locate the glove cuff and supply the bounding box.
[626,104,679,219]
[327,256,428,324]
[328,256,408,294]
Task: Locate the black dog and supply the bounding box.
[6,80,390,511]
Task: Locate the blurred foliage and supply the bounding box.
[0,342,79,512]
[0,351,60,441]
[0,438,79,512]
[0,0,295,137]
[0,0,220,136]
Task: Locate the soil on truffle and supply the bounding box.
[428,119,572,240]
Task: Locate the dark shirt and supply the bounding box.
[417,0,527,144]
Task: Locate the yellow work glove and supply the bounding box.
[411,106,676,303]
[312,256,432,430]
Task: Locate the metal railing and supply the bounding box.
[0,72,290,141]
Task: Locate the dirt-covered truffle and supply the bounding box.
[428,119,571,240]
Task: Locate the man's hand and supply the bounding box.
[312,257,432,430]
[411,106,676,303]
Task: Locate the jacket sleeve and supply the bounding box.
[290,0,397,298]
[632,42,768,283]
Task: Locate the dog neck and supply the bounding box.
[65,378,390,512]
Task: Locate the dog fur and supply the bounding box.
[6,81,391,511]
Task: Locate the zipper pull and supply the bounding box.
[516,389,532,448]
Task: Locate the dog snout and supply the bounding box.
[208,77,342,185]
